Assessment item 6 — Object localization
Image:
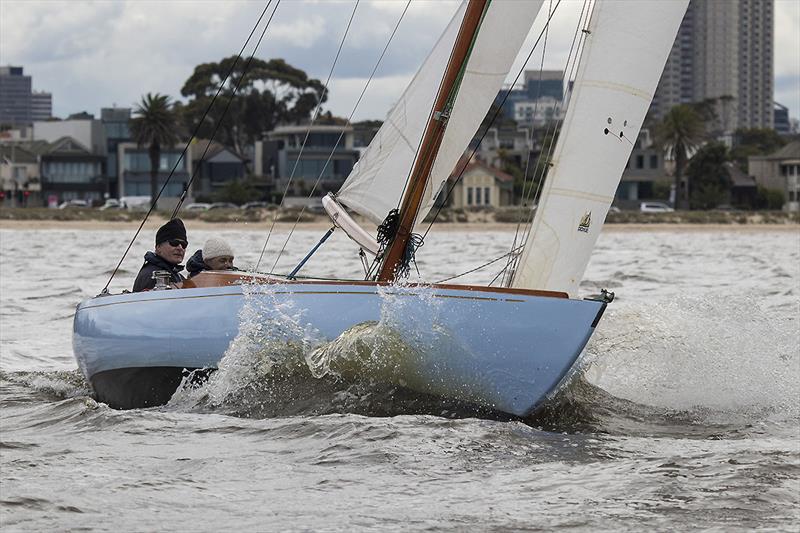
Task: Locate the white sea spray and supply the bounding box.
[584,292,800,417]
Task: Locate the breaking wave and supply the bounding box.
[168,283,799,435]
[168,282,510,420]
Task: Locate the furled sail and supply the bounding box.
[336,0,543,228]
[511,0,689,297]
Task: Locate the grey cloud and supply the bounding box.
[2,0,797,122]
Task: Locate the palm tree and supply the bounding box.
[130,93,178,209]
[656,105,705,209]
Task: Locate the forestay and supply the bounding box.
[336,0,544,229]
[511,0,689,297]
[335,3,466,226]
[418,0,544,226]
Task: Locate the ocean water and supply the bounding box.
[1,225,798,531]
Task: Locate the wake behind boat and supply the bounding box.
[73,0,688,415]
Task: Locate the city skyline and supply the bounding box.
[1,0,798,124]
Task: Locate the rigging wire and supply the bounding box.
[501,0,554,286]
[255,0,360,272]
[504,0,595,282]
[419,0,563,245]
[502,0,591,285]
[172,2,282,218]
[269,0,412,273]
[394,3,467,215]
[101,0,279,293]
[376,2,491,282]
[433,245,523,284]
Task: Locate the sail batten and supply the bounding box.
[511,0,689,297]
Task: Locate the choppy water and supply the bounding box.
[1,225,799,531]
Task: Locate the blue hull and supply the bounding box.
[73,280,605,415]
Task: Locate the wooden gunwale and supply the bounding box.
[182,271,568,299]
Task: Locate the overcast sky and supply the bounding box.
[2,0,798,123]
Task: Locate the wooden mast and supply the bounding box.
[377,0,488,282]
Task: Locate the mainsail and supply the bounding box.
[511,0,689,297]
[336,0,543,228]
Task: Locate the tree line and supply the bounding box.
[131,57,335,206]
[132,56,791,210]
[656,102,787,210]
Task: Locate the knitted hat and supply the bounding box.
[155,218,187,245]
[203,237,234,260]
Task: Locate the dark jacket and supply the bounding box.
[133,251,185,292]
[186,249,207,278]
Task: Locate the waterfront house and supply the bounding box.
[190,139,247,199]
[748,141,800,212]
[616,129,672,208]
[0,143,41,206]
[116,141,192,207]
[445,158,514,209]
[255,124,359,204]
[36,137,105,205]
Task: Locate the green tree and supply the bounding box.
[686,142,731,210]
[180,57,326,153]
[755,186,785,210]
[656,105,706,209]
[130,93,179,209]
[730,128,786,171]
[213,179,259,205]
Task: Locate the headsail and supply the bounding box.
[511,0,689,297]
[417,0,544,226]
[336,0,543,228]
[335,2,467,226]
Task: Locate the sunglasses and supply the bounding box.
[168,239,188,249]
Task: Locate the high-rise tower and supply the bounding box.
[649,0,774,131]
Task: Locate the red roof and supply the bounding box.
[449,156,514,182]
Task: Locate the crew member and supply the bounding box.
[186,237,236,277]
[132,218,188,292]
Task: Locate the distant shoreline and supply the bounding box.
[1,219,797,232]
[0,207,797,232]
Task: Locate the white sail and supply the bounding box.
[419,0,544,226]
[337,0,543,228]
[335,2,466,226]
[511,0,688,297]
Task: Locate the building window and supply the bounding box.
[484,187,491,205]
[650,154,658,169]
[475,187,482,205]
[636,155,644,169]
[467,187,473,205]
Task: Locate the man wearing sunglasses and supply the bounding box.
[132,218,189,292]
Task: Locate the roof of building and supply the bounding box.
[191,139,244,162]
[766,141,800,160]
[0,143,38,164]
[450,156,514,183]
[47,136,93,155]
[270,124,353,136]
[724,162,756,187]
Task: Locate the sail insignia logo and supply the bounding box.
[578,211,591,233]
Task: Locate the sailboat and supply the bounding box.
[72,0,688,413]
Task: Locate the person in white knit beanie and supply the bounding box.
[186,237,236,277]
